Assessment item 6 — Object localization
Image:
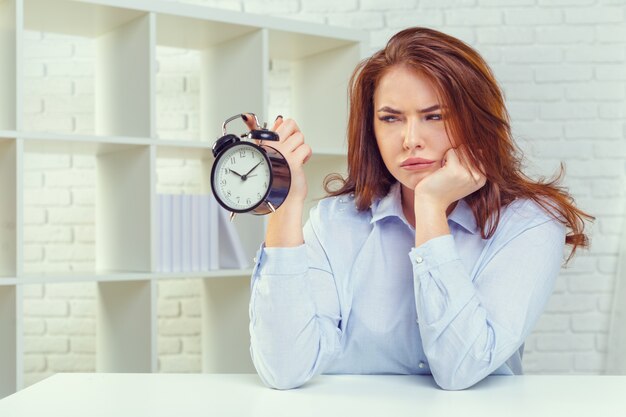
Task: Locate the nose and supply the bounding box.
[402,117,425,150]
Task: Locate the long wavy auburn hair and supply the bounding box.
[324,27,594,265]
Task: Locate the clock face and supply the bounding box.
[212,143,272,212]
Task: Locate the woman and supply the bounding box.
[246,27,594,391]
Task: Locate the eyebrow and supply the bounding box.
[377,105,441,114]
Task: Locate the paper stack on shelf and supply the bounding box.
[217,206,250,269]
[157,194,249,272]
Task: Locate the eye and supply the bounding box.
[425,113,443,121]
[378,115,399,123]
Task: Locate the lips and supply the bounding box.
[401,157,435,167]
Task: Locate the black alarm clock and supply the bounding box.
[210,113,291,219]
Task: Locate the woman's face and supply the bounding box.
[373,65,455,196]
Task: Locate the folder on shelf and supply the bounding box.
[199,195,211,271]
[156,194,249,272]
[208,195,220,270]
[171,194,182,273]
[181,194,192,271]
[159,194,172,273]
[191,195,201,272]
[217,204,250,269]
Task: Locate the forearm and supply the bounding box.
[265,198,304,248]
[410,236,516,390]
[414,197,451,247]
[250,245,340,389]
[250,259,319,389]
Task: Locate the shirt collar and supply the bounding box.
[369,182,479,235]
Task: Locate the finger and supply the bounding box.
[271,115,283,131]
[453,144,473,169]
[275,118,299,143]
[241,113,257,131]
[442,146,459,166]
[303,150,312,165]
[283,131,305,153]
[293,143,312,165]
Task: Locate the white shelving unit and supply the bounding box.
[0,0,366,398]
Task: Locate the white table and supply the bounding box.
[0,373,624,417]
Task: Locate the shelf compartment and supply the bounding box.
[202,275,253,373]
[303,153,348,220]
[22,281,97,388]
[267,29,364,155]
[155,144,261,272]
[97,145,152,273]
[0,0,19,131]
[21,139,151,275]
[0,285,22,397]
[155,14,265,142]
[23,0,153,137]
[156,278,202,373]
[97,279,155,372]
[0,138,17,278]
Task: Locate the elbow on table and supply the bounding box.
[252,352,312,390]
[431,368,483,391]
[256,367,310,390]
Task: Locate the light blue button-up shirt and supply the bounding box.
[249,182,567,390]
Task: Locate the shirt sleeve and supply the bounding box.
[409,217,566,390]
[249,208,342,390]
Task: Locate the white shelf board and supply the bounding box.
[0,278,18,286]
[155,139,214,160]
[24,0,146,38]
[268,29,358,61]
[15,269,253,285]
[19,131,153,155]
[80,0,366,43]
[24,0,367,51]
[0,130,17,138]
[13,132,347,158]
[156,13,258,50]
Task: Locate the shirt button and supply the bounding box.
[415,256,423,264]
[253,257,258,263]
[418,362,425,369]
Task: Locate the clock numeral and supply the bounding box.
[236,197,240,203]
[257,193,262,199]
[223,168,229,175]
[226,190,231,197]
[220,179,226,186]
[230,156,236,164]
[239,150,246,158]
[246,198,251,205]
[263,182,267,188]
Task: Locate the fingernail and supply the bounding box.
[275,115,283,121]
[241,114,248,121]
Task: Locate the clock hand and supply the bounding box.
[228,168,245,179]
[242,162,262,180]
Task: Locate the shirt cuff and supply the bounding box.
[255,243,309,276]
[409,234,461,273]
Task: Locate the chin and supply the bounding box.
[401,174,425,188]
[397,178,421,195]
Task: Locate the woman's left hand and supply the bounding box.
[414,145,487,209]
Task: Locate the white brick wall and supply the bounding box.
[21,0,625,385]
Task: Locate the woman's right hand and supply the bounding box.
[243,114,311,247]
[270,116,312,205]
[244,114,312,207]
